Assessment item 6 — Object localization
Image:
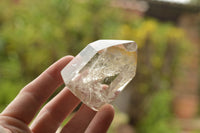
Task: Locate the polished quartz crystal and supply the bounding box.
[61,40,137,111]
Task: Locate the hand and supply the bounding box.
[0,56,114,133]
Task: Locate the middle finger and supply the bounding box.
[31,87,80,133]
[60,104,96,133]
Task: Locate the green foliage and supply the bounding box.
[190,0,200,4]
[0,0,115,110]
[0,0,192,132]
[138,90,180,133]
[116,17,191,123]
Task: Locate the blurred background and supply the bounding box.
[0,0,199,132]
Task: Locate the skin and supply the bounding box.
[0,56,114,133]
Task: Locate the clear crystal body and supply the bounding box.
[61,40,137,111]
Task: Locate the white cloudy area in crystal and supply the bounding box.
[66,44,137,111]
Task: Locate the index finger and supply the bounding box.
[1,56,73,124]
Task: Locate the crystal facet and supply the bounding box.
[61,40,137,111]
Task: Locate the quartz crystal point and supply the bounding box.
[61,40,137,111]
